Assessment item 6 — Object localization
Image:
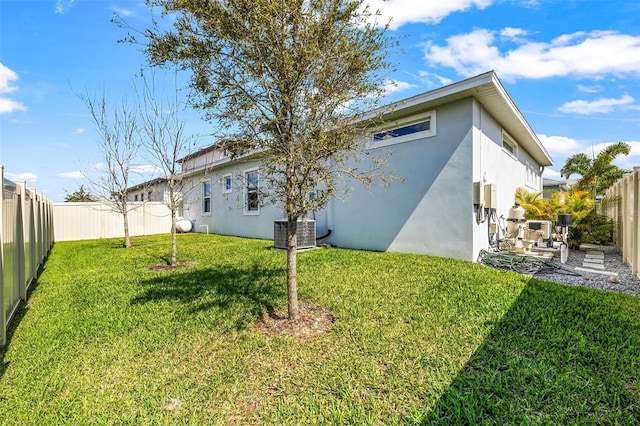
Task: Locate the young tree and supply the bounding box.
[128,0,394,320]
[560,142,631,197]
[64,184,96,202]
[137,71,195,266]
[80,92,140,248]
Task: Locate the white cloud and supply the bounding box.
[131,164,163,174]
[365,0,494,30]
[73,128,85,134]
[538,134,583,157]
[55,0,76,14]
[91,162,105,171]
[542,168,562,179]
[558,94,636,115]
[500,27,529,40]
[4,172,38,183]
[416,71,453,88]
[58,171,85,179]
[112,7,134,17]
[578,84,603,93]
[384,80,417,94]
[425,29,640,80]
[0,63,27,114]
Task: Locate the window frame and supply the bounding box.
[223,173,232,194]
[368,110,437,149]
[244,168,260,215]
[202,180,212,216]
[502,131,518,159]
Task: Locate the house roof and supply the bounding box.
[125,176,170,193]
[363,71,553,167]
[177,145,219,163]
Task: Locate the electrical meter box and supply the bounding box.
[473,182,497,208]
[484,184,497,209]
[473,182,484,206]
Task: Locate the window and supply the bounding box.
[374,120,430,141]
[134,195,138,201]
[369,110,436,149]
[140,192,144,202]
[502,132,518,158]
[525,161,540,190]
[148,191,152,200]
[223,174,232,194]
[202,181,211,214]
[245,170,259,214]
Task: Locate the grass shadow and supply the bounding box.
[0,277,43,381]
[131,262,286,329]
[420,278,640,424]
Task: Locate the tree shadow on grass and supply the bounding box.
[131,262,287,330]
[0,278,43,381]
[420,279,640,424]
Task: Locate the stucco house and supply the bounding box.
[125,177,171,203]
[176,71,553,261]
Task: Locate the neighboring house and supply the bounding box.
[542,177,577,198]
[176,71,553,261]
[126,177,170,203]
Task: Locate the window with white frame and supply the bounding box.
[525,161,540,190]
[202,181,211,214]
[223,174,232,194]
[245,170,259,214]
[502,131,518,158]
[369,110,436,149]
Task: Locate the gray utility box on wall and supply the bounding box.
[274,219,316,249]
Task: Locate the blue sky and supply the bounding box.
[1,0,639,202]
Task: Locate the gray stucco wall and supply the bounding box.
[327,98,475,260]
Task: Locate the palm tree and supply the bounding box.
[560,142,631,197]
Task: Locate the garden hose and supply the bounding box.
[477,250,581,276]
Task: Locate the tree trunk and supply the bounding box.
[287,216,299,320]
[170,184,177,265]
[122,198,131,248]
[170,208,177,266]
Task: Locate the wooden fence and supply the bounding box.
[604,166,640,278]
[1,167,54,345]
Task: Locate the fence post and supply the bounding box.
[633,168,640,277]
[15,182,26,301]
[0,166,6,346]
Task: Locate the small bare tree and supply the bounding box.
[80,91,140,248]
[137,71,195,265]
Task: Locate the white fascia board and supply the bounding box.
[361,71,496,123]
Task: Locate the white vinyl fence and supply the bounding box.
[1,167,54,345]
[604,166,640,278]
[53,201,172,242]
[1,166,174,346]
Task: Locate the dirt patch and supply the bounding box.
[256,304,337,340]
[147,261,196,271]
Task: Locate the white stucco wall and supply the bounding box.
[470,99,544,259]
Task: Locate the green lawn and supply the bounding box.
[0,234,639,424]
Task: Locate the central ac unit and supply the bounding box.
[274,219,316,249]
